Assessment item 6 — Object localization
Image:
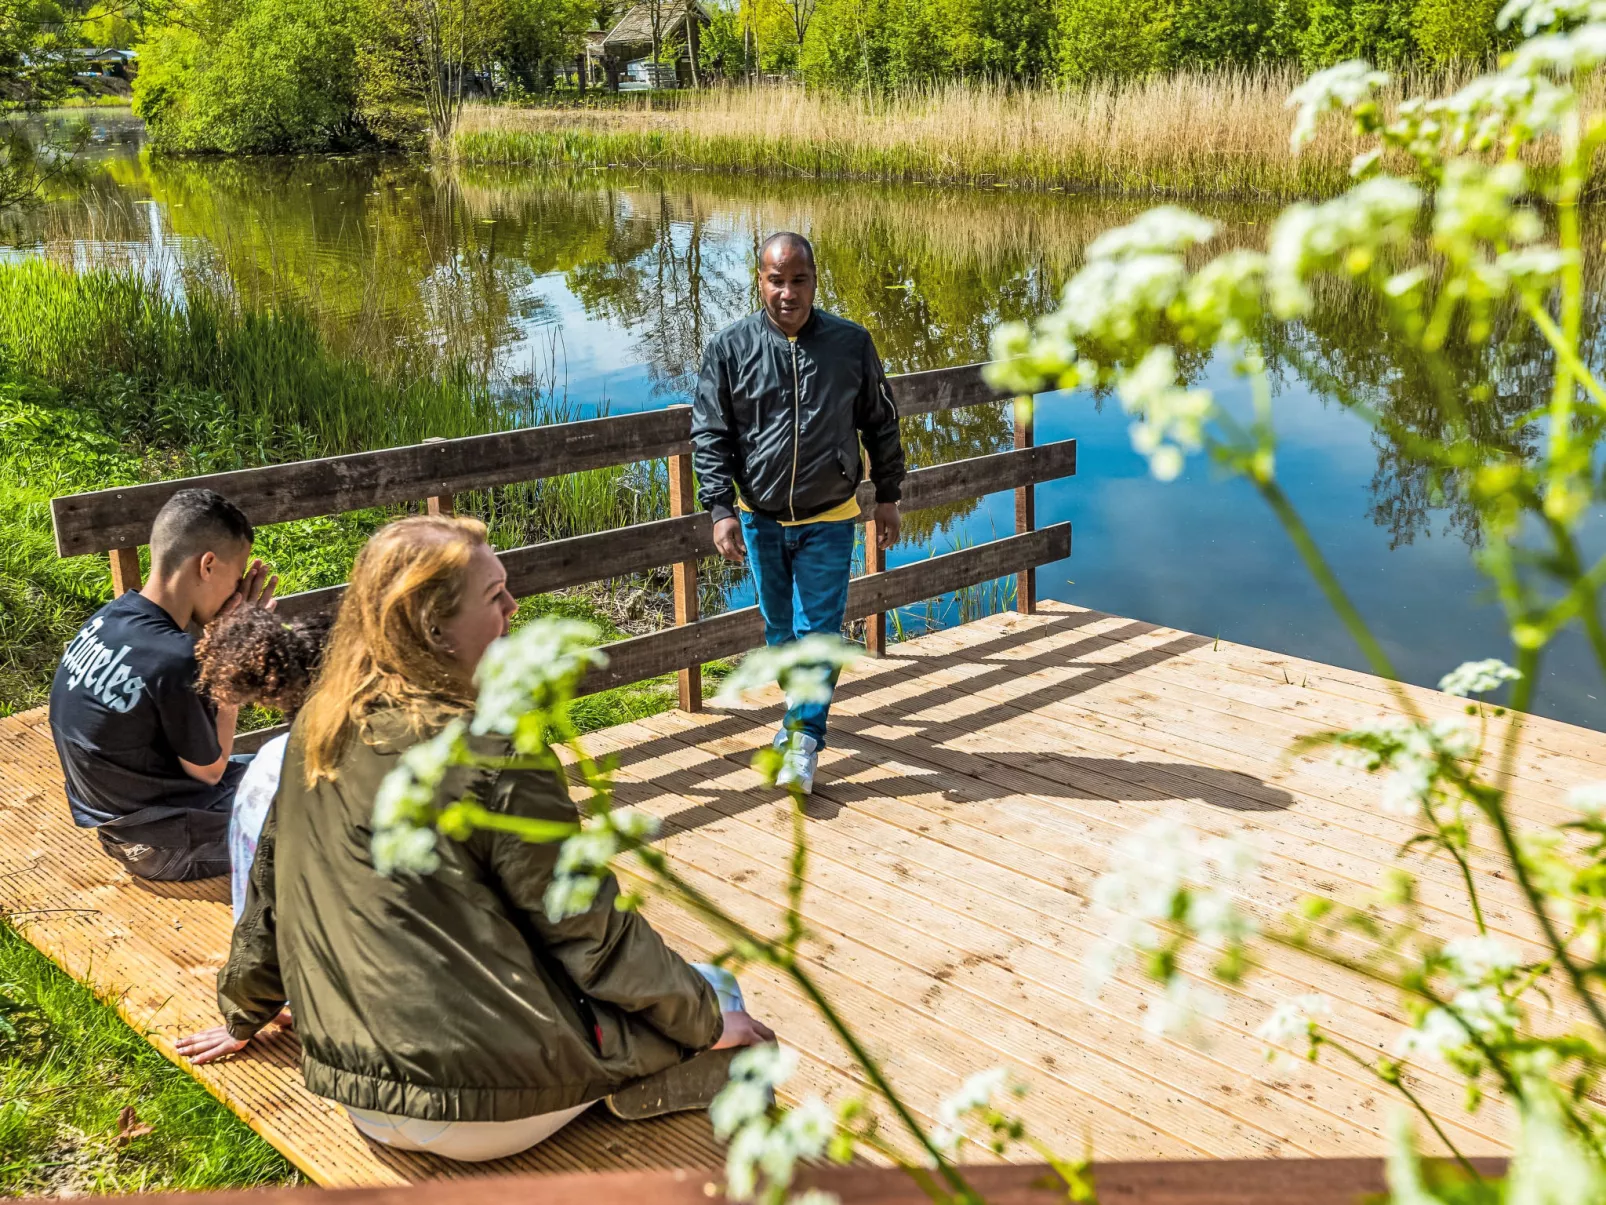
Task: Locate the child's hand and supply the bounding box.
[218,559,278,620]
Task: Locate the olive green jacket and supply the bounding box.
[217,708,723,1121]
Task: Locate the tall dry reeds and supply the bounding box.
[454,72,1368,200]
[455,70,1606,201]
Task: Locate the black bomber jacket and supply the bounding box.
[692,308,906,524]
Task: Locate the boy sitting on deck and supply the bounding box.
[49,488,278,883]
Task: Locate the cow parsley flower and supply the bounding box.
[1568,782,1606,813]
[1433,161,1539,252]
[1442,935,1521,987]
[1506,23,1606,76]
[931,1067,1013,1153]
[371,824,442,877]
[1498,0,1606,34]
[1086,207,1220,261]
[715,635,863,709]
[1438,658,1523,698]
[371,718,467,877]
[713,1046,835,1204]
[1116,347,1215,482]
[472,617,607,737]
[1268,178,1422,318]
[1328,716,1475,815]
[1394,988,1518,1063]
[1287,60,1391,150]
[1254,993,1332,1060]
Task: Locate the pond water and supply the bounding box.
[19,109,1606,731]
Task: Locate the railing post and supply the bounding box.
[863,513,887,657]
[109,546,141,596]
[1014,396,1036,615]
[423,437,454,517]
[668,451,702,712]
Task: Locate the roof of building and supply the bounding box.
[602,0,710,49]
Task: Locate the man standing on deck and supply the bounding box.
[692,232,906,795]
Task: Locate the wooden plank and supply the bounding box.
[268,444,1076,623]
[5,1158,1512,1205]
[864,519,888,657]
[579,524,1070,695]
[422,437,455,517]
[888,363,1011,418]
[50,407,694,558]
[108,546,141,595]
[1013,397,1036,615]
[669,451,702,713]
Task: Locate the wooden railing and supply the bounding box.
[50,362,1074,722]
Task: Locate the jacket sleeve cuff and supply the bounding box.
[873,482,903,505]
[227,1018,266,1043]
[708,501,738,525]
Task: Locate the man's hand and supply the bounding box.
[713,517,746,564]
[712,1009,777,1049]
[218,559,278,622]
[873,502,901,550]
[175,1025,250,1065]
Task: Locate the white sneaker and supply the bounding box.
[775,732,819,796]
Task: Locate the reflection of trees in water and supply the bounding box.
[31,148,1595,553]
[1259,263,1606,551]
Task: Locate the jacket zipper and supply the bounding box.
[788,338,801,521]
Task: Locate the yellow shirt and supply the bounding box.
[737,494,862,526]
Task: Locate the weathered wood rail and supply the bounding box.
[49,362,1074,724]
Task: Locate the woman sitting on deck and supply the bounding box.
[177,515,774,1162]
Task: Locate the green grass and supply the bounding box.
[0,922,296,1195]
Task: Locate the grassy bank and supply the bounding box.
[0,257,721,717]
[455,73,1606,201]
[454,74,1368,201]
[0,923,295,1194]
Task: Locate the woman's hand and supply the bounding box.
[712,1010,776,1049]
[175,1025,250,1065]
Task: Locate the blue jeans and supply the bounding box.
[740,510,856,747]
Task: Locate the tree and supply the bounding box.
[492,0,596,91]
[135,0,369,153]
[1411,0,1505,66]
[0,0,87,212]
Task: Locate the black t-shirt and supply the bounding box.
[49,592,229,828]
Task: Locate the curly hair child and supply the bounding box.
[195,608,331,919]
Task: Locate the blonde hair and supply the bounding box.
[299,515,489,785]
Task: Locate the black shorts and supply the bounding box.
[94,758,249,883]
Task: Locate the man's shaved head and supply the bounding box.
[759,231,815,270]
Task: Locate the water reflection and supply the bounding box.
[13,113,1606,728]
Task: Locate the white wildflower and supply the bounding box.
[714,1047,832,1205]
[1442,935,1521,986]
[1254,993,1332,1055]
[1386,1112,1446,1205]
[787,1193,841,1205]
[1508,1076,1606,1205]
[1086,207,1220,262]
[1040,254,1189,348]
[1287,61,1390,150]
[1143,976,1224,1040]
[715,635,862,709]
[1506,23,1606,76]
[1434,161,1537,254]
[932,1066,1010,1151]
[1498,0,1606,34]
[1116,347,1215,482]
[472,617,606,737]
[1567,781,1606,814]
[1177,250,1269,336]
[1268,178,1422,318]
[370,823,441,877]
[1498,247,1574,288]
[1394,988,1517,1062]
[1329,715,1475,816]
[1439,658,1523,698]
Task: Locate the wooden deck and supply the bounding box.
[3,600,1600,1185]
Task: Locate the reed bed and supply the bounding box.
[455,71,1606,201]
[455,73,1366,200]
